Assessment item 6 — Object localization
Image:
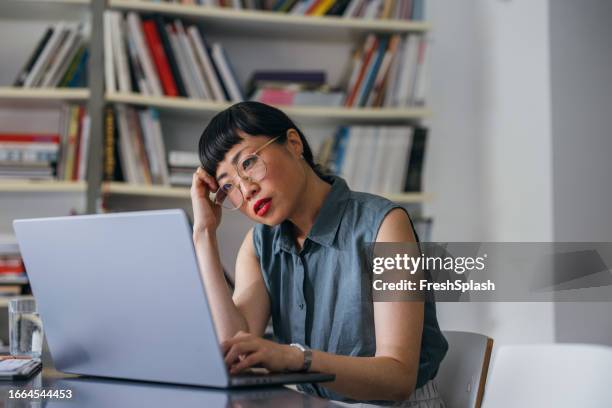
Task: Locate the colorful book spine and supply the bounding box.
[357,36,388,106]
[154,15,188,97]
[13,26,54,86]
[345,34,377,107]
[142,19,179,97]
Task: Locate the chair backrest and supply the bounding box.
[436,331,494,408]
[481,344,612,408]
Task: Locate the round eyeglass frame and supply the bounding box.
[212,136,281,210]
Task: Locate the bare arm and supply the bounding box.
[191,168,270,342]
[305,208,423,401]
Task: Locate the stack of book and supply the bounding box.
[318,125,427,193]
[0,106,89,181]
[249,70,344,107]
[13,22,89,88]
[168,150,200,186]
[104,11,243,101]
[145,0,425,20]
[0,242,26,295]
[344,33,428,108]
[104,105,170,186]
[0,133,59,180]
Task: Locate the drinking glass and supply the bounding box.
[8,297,43,358]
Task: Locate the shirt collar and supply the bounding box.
[276,176,350,254]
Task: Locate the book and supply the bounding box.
[342,0,362,18]
[310,0,335,15]
[411,36,429,106]
[104,12,116,93]
[103,107,117,181]
[113,105,172,186]
[174,19,211,99]
[394,34,420,106]
[189,25,227,102]
[142,19,179,97]
[115,104,140,183]
[126,31,150,95]
[13,26,54,86]
[211,43,244,101]
[323,125,426,194]
[153,15,188,97]
[51,26,86,87]
[367,34,400,107]
[127,12,163,96]
[71,106,85,181]
[168,151,200,168]
[403,126,427,192]
[126,107,152,184]
[40,24,80,88]
[412,0,425,20]
[23,22,67,87]
[77,114,91,181]
[357,36,388,106]
[345,34,377,107]
[148,109,170,185]
[110,11,133,93]
[325,0,351,15]
[166,23,198,98]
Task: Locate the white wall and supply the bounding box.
[428,0,556,345]
[549,0,612,346]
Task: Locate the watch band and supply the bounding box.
[289,343,312,372]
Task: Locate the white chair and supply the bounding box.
[436,331,494,408]
[481,344,612,408]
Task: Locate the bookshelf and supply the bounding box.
[2,0,434,221]
[0,87,89,102]
[0,180,86,193]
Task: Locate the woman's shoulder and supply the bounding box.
[344,188,404,225]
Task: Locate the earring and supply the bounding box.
[300,154,304,160]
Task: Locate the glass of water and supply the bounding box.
[8,297,43,358]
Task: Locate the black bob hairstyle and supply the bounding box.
[198,101,324,178]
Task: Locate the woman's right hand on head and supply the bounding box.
[191,167,222,237]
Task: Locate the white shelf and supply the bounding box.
[103,182,192,199]
[0,87,89,101]
[12,0,89,4]
[384,192,433,204]
[103,182,431,204]
[109,0,430,38]
[106,93,430,124]
[0,180,87,193]
[0,88,89,108]
[0,0,90,21]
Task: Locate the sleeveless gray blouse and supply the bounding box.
[252,175,448,403]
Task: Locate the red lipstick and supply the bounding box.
[253,198,272,217]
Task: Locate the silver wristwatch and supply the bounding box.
[289,343,312,372]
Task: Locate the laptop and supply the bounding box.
[13,209,334,388]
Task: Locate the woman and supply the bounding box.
[191,101,448,407]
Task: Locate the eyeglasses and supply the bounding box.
[212,136,280,210]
